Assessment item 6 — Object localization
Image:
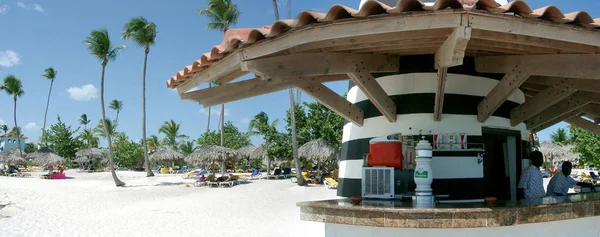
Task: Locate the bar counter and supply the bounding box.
[297,192,600,228]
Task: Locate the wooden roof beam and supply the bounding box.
[348,70,396,123]
[475,54,600,80]
[527,76,600,93]
[565,117,600,136]
[176,52,244,94]
[511,78,578,126]
[241,53,399,79]
[297,82,364,126]
[526,94,593,131]
[432,26,471,121]
[477,73,530,123]
[182,75,348,107]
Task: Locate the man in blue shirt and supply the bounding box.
[518,151,546,199]
[547,161,577,196]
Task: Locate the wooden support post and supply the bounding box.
[510,78,577,126]
[297,82,364,126]
[433,68,448,121]
[527,92,600,131]
[435,26,471,69]
[565,117,600,136]
[477,73,530,123]
[348,70,397,123]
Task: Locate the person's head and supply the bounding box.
[561,161,572,176]
[529,151,544,168]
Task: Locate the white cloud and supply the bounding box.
[17,2,44,12]
[32,4,43,12]
[0,119,5,125]
[0,50,20,67]
[66,84,98,101]
[0,4,8,15]
[24,122,39,130]
[199,107,230,117]
[241,117,251,124]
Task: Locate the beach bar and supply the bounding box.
[167,0,600,235]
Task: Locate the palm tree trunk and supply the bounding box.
[289,88,304,185]
[142,47,154,177]
[220,103,225,174]
[42,79,54,145]
[13,97,22,157]
[272,0,279,20]
[101,61,125,187]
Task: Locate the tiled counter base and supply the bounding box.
[297,192,600,228]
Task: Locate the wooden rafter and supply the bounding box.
[565,117,600,136]
[297,82,364,126]
[435,26,472,68]
[525,91,600,131]
[433,68,447,121]
[176,52,244,94]
[241,53,399,79]
[526,76,600,93]
[583,103,600,119]
[520,83,549,92]
[475,54,600,80]
[477,73,530,123]
[182,75,348,107]
[348,70,396,123]
[510,78,578,126]
[531,103,600,133]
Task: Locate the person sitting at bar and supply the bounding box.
[546,161,577,196]
[518,151,545,199]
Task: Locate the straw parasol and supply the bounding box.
[298,139,340,172]
[251,145,266,160]
[237,145,256,160]
[150,147,183,167]
[0,149,26,165]
[29,147,65,165]
[185,145,238,169]
[76,148,105,161]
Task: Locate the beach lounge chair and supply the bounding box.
[333,169,339,180]
[590,172,600,180]
[281,168,292,179]
[324,176,338,189]
[250,169,261,179]
[207,179,220,188]
[267,169,282,179]
[581,172,593,181]
[194,174,214,187]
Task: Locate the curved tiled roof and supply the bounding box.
[167,0,600,88]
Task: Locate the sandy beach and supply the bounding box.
[0,171,338,237]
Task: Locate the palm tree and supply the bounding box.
[198,0,240,150]
[248,112,279,175]
[147,135,160,154]
[94,118,117,139]
[270,0,303,185]
[84,28,126,187]
[1,75,25,157]
[122,16,157,177]
[159,120,186,149]
[0,125,8,134]
[79,114,91,129]
[109,100,123,123]
[550,128,570,146]
[79,128,99,148]
[179,141,195,156]
[41,67,57,141]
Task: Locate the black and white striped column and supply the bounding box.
[337,72,529,198]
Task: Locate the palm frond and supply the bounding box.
[42,67,58,80]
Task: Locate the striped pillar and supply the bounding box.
[337,63,530,197]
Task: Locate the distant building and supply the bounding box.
[0,133,28,152]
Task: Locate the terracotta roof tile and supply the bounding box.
[167,0,600,88]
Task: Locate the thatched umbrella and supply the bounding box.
[539,142,579,166]
[185,145,238,173]
[237,145,256,159]
[76,148,105,161]
[29,147,65,166]
[150,147,183,167]
[0,149,26,165]
[298,139,340,172]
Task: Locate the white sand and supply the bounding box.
[0,171,338,237]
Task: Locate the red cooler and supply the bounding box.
[367,141,403,169]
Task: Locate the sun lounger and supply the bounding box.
[281,168,292,179]
[267,169,282,179]
[324,177,338,189]
[590,172,600,180]
[250,169,261,180]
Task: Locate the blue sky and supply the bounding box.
[0,0,594,146]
